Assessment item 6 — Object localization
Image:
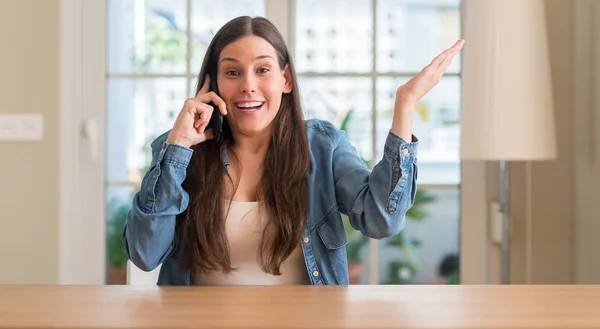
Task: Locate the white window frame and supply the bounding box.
[60,0,107,284]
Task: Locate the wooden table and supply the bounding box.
[1,285,600,328]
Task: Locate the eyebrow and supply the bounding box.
[219,55,274,64]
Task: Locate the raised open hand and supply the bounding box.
[396,40,465,106]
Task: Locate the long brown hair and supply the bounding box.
[180,16,310,275]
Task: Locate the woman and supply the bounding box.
[123,16,464,285]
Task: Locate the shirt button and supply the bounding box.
[403,149,409,155]
[303,237,310,244]
[312,271,319,277]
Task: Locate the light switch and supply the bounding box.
[0,114,44,142]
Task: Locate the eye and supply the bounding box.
[257,67,270,74]
[225,70,239,76]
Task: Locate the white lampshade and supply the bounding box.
[460,0,557,161]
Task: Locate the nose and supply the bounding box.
[240,74,256,94]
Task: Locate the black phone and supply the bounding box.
[205,73,223,142]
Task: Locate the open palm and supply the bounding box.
[397,40,465,105]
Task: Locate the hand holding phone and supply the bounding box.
[166,75,227,148]
[206,73,224,142]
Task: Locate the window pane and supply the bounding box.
[190,0,266,74]
[106,78,187,183]
[377,0,461,73]
[294,0,373,73]
[376,76,460,184]
[299,77,373,163]
[106,185,137,284]
[107,0,187,74]
[379,188,460,284]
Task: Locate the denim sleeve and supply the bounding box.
[122,131,193,271]
[329,122,418,239]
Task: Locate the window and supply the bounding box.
[105,0,266,284]
[293,0,462,284]
[105,0,461,285]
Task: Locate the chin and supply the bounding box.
[234,123,269,137]
[232,117,275,136]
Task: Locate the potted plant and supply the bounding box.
[387,259,418,284]
[438,254,459,284]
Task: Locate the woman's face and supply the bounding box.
[217,35,292,137]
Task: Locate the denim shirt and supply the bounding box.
[122,118,418,285]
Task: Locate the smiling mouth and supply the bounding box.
[235,101,265,112]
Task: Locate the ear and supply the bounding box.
[282,64,293,94]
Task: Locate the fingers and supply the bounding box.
[171,77,221,147]
[431,49,451,67]
[195,91,228,115]
[193,107,214,132]
[197,128,214,143]
[431,39,465,68]
[443,40,465,65]
[432,48,456,69]
[194,75,228,115]
[193,116,203,129]
[185,102,212,129]
[197,75,210,96]
[452,39,466,50]
[196,115,211,134]
[184,99,212,116]
[183,100,214,135]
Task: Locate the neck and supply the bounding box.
[230,129,271,157]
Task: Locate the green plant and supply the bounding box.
[438,254,459,284]
[136,21,186,72]
[341,214,369,262]
[339,109,370,168]
[447,271,460,284]
[384,189,436,276]
[406,190,436,221]
[106,197,132,269]
[387,260,418,284]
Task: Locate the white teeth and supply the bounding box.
[236,101,264,108]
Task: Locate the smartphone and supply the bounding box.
[205,73,223,142]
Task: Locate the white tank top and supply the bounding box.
[192,200,311,285]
